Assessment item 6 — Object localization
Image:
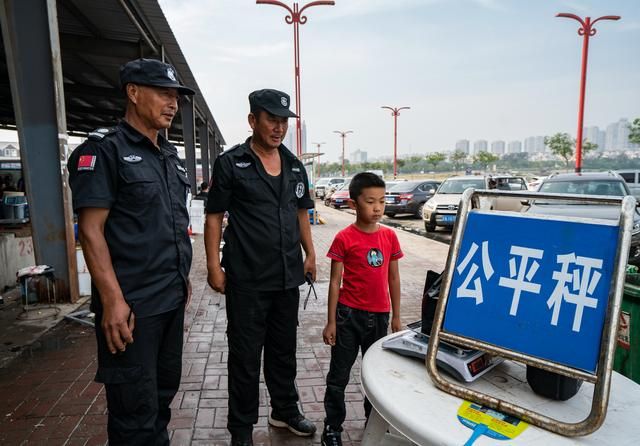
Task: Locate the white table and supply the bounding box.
[361,331,640,446]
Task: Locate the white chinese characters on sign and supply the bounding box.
[456,241,494,305]
[547,254,602,332]
[455,242,604,333]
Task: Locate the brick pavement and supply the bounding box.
[0,204,449,445]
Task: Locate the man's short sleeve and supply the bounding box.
[68,141,118,211]
[390,230,404,260]
[206,156,232,214]
[297,162,314,209]
[327,231,346,262]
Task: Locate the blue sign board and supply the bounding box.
[443,211,619,373]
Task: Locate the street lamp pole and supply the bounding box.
[257,1,335,157]
[333,130,353,177]
[556,12,620,173]
[311,141,325,178]
[381,106,410,179]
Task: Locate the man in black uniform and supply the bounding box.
[68,58,194,445]
[204,89,317,446]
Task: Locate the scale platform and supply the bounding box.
[382,323,503,383]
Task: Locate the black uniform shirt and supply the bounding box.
[206,138,314,290]
[68,121,193,317]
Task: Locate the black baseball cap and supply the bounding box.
[249,89,297,118]
[120,58,196,95]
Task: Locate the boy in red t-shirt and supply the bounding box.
[321,172,403,446]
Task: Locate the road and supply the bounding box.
[316,199,453,245]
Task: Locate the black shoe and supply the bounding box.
[268,412,317,437]
[321,425,343,446]
[230,436,253,446]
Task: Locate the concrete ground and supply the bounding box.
[0,205,449,445]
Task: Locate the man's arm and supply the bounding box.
[78,208,134,354]
[323,260,344,346]
[204,212,226,293]
[297,208,317,281]
[389,259,402,332]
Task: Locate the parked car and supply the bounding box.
[615,170,640,201]
[422,175,527,232]
[324,181,350,206]
[329,187,351,208]
[384,180,440,218]
[527,176,547,191]
[315,177,345,199]
[523,171,640,265]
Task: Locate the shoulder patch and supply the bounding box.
[88,127,117,141]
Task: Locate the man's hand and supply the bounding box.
[101,298,134,354]
[303,254,317,282]
[323,321,336,346]
[208,266,226,294]
[391,314,402,333]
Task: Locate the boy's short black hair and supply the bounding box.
[349,172,385,200]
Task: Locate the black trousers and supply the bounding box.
[225,285,301,437]
[324,303,389,429]
[94,304,185,446]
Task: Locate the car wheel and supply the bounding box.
[416,203,425,219]
[324,199,330,206]
[385,212,396,218]
[425,220,436,232]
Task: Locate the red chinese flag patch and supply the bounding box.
[77,155,97,171]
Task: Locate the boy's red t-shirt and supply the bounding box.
[327,224,403,312]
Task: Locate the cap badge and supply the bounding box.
[123,154,142,163]
[235,162,251,169]
[281,96,288,107]
[167,67,177,82]
[295,182,305,198]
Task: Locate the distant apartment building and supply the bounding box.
[507,140,522,154]
[455,139,470,154]
[584,126,606,151]
[283,120,307,154]
[350,149,368,164]
[490,140,505,155]
[524,136,546,153]
[473,140,488,153]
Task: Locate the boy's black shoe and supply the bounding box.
[321,425,343,446]
[268,412,317,436]
[230,436,253,446]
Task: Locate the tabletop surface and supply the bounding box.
[361,331,640,446]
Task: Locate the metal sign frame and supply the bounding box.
[426,188,635,436]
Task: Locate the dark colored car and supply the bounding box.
[525,171,640,265]
[384,180,440,218]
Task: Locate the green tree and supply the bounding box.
[425,152,446,170]
[582,139,598,155]
[450,150,467,172]
[473,151,499,172]
[545,133,573,170]
[630,118,640,145]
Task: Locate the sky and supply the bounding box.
[155,0,639,163]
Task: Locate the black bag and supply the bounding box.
[421,270,443,335]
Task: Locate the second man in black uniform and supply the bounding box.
[204,89,317,446]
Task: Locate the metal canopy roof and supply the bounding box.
[0,0,225,146]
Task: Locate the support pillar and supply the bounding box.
[198,121,210,186]
[180,96,197,192]
[0,0,78,301]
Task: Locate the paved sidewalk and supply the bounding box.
[0,205,448,445]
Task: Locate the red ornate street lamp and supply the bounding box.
[311,141,325,178]
[257,1,335,157]
[556,12,620,173]
[381,106,410,179]
[333,130,353,177]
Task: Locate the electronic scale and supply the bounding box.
[382,321,503,383]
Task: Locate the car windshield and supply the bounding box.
[538,180,627,197]
[316,179,330,186]
[389,182,419,193]
[438,179,485,194]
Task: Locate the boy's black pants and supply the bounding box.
[225,285,301,438]
[94,304,184,446]
[324,303,389,429]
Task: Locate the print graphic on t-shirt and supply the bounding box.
[367,248,384,267]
